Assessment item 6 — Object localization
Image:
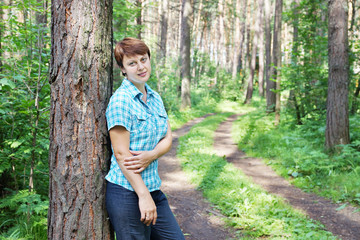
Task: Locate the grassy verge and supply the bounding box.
[168,98,253,130]
[177,113,336,239]
[232,107,360,209]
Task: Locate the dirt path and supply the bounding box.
[214,114,360,240]
[158,114,238,240]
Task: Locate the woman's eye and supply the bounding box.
[141,58,147,62]
[129,62,136,66]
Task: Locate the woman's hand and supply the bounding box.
[138,193,157,226]
[124,150,156,173]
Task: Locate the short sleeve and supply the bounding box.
[106,94,132,132]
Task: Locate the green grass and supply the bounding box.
[176,113,336,239]
[232,107,360,208]
[168,93,218,130]
[168,98,256,130]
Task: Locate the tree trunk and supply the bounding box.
[232,0,246,80]
[159,0,168,62]
[245,0,259,104]
[180,0,192,110]
[274,0,283,124]
[193,0,203,47]
[218,0,226,68]
[136,0,142,39]
[267,0,280,113]
[245,22,251,72]
[350,79,360,114]
[288,0,302,125]
[325,0,350,149]
[264,0,272,98]
[232,0,241,79]
[349,0,356,31]
[257,0,265,97]
[48,0,113,239]
[36,0,47,27]
[157,0,169,92]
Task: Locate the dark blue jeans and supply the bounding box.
[106,181,185,240]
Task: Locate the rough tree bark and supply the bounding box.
[180,0,192,110]
[48,0,113,239]
[325,0,350,149]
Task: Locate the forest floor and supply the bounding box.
[159,114,360,240]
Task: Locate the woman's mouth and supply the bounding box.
[138,72,147,77]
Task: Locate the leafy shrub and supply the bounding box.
[0,190,48,239]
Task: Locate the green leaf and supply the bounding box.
[0,78,16,89]
[10,140,24,148]
[336,204,347,211]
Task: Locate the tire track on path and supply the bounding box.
[158,114,237,240]
[214,114,360,240]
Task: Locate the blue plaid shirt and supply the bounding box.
[105,79,168,192]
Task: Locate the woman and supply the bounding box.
[105,37,185,240]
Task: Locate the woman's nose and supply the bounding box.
[137,62,144,70]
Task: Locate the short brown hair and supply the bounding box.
[114,37,151,68]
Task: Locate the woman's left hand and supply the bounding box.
[124,150,156,173]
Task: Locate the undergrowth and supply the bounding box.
[177,113,336,239]
[232,108,360,208]
[0,190,48,239]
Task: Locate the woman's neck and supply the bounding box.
[131,81,147,102]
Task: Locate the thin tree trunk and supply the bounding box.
[274,0,283,124]
[267,0,280,113]
[245,22,251,72]
[180,0,192,109]
[36,0,47,27]
[232,0,246,80]
[28,0,48,194]
[264,0,272,99]
[288,0,302,124]
[232,0,240,79]
[216,0,225,69]
[157,0,169,92]
[193,0,203,46]
[349,0,356,31]
[350,79,360,114]
[245,0,259,104]
[136,0,142,39]
[258,0,265,97]
[325,0,350,149]
[351,79,360,114]
[48,0,113,239]
[9,105,19,192]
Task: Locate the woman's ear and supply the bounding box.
[121,67,126,76]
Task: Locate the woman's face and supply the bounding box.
[121,54,151,85]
